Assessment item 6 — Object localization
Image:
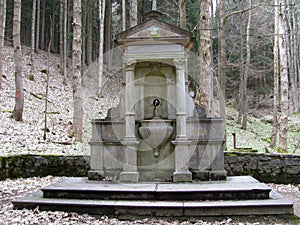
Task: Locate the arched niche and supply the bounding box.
[143,71,168,119]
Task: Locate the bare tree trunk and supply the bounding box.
[98,0,105,96]
[288,3,299,112]
[292,8,299,112]
[197,0,213,116]
[82,0,86,67]
[0,0,6,90]
[241,0,252,130]
[60,0,64,72]
[12,0,24,122]
[72,0,83,141]
[30,0,36,81]
[270,0,280,148]
[50,2,56,52]
[104,0,112,71]
[86,1,93,65]
[67,0,73,67]
[278,0,289,152]
[48,2,56,53]
[63,0,67,84]
[48,16,53,52]
[122,0,126,31]
[41,0,45,50]
[152,0,156,10]
[218,0,226,118]
[179,0,186,29]
[237,14,244,124]
[35,0,40,52]
[130,0,137,28]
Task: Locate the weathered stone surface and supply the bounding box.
[12,176,294,217]
[2,152,300,184]
[224,152,300,184]
[173,171,192,182]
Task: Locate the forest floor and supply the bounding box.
[0,46,300,224]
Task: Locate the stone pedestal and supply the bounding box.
[88,142,105,180]
[120,139,140,183]
[172,139,192,182]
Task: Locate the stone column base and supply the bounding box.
[173,171,192,182]
[88,170,104,180]
[120,172,139,183]
[209,170,227,181]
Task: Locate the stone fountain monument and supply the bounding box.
[88,11,227,183]
[12,11,294,217]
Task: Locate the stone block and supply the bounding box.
[191,170,209,181]
[88,170,104,180]
[209,170,227,180]
[173,171,192,182]
[120,172,139,183]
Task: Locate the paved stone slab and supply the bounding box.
[43,176,270,192]
[43,177,157,192]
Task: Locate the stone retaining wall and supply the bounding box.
[224,152,300,184]
[0,155,89,180]
[1,152,300,184]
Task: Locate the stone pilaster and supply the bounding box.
[172,58,192,182]
[124,60,137,139]
[120,60,140,183]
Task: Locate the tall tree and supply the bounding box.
[270,0,280,148]
[60,0,64,74]
[152,0,156,10]
[72,0,83,141]
[35,0,40,52]
[30,0,36,81]
[197,0,213,116]
[179,0,186,29]
[86,0,93,65]
[98,0,105,95]
[278,0,289,152]
[41,0,45,50]
[122,0,126,31]
[63,0,67,83]
[12,0,24,121]
[287,2,299,112]
[48,1,56,52]
[240,0,252,130]
[218,0,226,118]
[0,0,6,90]
[130,0,137,27]
[104,0,112,71]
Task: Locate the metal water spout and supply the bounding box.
[152,98,160,119]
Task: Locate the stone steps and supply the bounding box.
[13,190,293,217]
[12,176,294,217]
[41,176,271,201]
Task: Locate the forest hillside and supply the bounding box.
[0,45,123,157]
[0,45,299,156]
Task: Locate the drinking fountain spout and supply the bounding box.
[152,98,160,119]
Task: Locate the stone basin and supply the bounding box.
[138,119,174,157]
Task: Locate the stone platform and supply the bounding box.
[12,176,294,217]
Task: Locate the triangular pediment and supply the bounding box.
[117,19,194,48]
[127,24,181,38]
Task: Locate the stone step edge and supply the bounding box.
[12,190,294,216]
[42,188,271,201]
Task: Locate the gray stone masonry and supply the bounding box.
[1,152,300,184]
